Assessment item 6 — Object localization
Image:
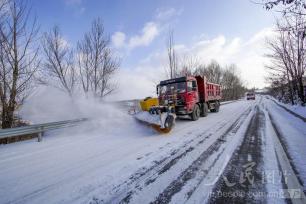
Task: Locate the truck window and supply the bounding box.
[159,82,186,94]
[187,81,193,92]
[176,82,186,93]
[192,81,197,90]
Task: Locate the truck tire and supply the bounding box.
[190,104,200,121]
[200,103,208,117]
[164,114,174,130]
[211,101,220,113]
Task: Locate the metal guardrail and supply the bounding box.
[0,118,88,142]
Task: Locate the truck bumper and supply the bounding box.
[175,106,190,115]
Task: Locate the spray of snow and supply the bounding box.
[19,86,150,137]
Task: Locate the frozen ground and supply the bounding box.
[0,96,305,204]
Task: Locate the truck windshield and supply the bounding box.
[160,82,186,95]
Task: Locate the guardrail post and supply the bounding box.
[37,128,44,142]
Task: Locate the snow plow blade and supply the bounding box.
[134,110,175,134]
[151,124,172,133]
[134,97,176,133]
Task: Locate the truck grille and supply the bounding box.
[160,94,185,106]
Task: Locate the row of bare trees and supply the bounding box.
[0,0,119,128]
[195,61,246,101]
[265,1,306,104]
[165,31,246,101]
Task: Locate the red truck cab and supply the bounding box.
[157,76,221,120]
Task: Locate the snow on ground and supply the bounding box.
[286,104,306,118]
[184,103,255,204]
[0,94,305,204]
[264,97,306,192]
[261,103,288,204]
[267,95,306,119]
[0,99,254,204]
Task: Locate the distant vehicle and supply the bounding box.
[246,92,255,100]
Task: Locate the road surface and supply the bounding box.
[0,95,305,204]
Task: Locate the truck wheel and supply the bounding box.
[190,104,200,121]
[200,103,208,117]
[215,101,220,112]
[164,114,174,129]
[211,101,220,113]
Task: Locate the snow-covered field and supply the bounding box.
[0,96,305,204]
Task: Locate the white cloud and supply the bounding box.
[185,35,242,65]
[111,7,182,51]
[111,69,159,101]
[110,22,159,50]
[155,8,176,20]
[112,32,126,48]
[65,0,83,6]
[108,28,276,100]
[128,22,159,49]
[64,0,85,14]
[246,27,275,46]
[59,37,70,49]
[162,29,275,89]
[155,8,183,21]
[154,7,184,24]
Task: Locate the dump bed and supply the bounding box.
[195,76,221,102]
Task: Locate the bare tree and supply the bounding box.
[0,0,40,128]
[77,18,119,98]
[221,65,246,101]
[42,26,76,96]
[263,0,306,13]
[166,29,178,79]
[195,60,223,84]
[266,13,306,104]
[194,60,246,100]
[77,34,91,95]
[0,0,8,18]
[179,55,200,77]
[266,27,296,104]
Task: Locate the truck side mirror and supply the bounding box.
[156,85,159,95]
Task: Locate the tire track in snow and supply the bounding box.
[208,104,265,204]
[149,107,252,204]
[268,112,305,188]
[265,96,306,195]
[59,101,253,204]
[268,111,306,199]
[110,126,224,203]
[88,106,253,204]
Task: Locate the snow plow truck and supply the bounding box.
[135,75,222,133]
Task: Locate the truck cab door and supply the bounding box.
[186,80,198,112]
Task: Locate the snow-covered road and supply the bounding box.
[0,96,305,204]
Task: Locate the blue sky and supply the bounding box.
[32,0,274,41]
[31,0,277,99]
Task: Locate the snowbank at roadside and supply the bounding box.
[264,98,306,192]
[267,95,306,118]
